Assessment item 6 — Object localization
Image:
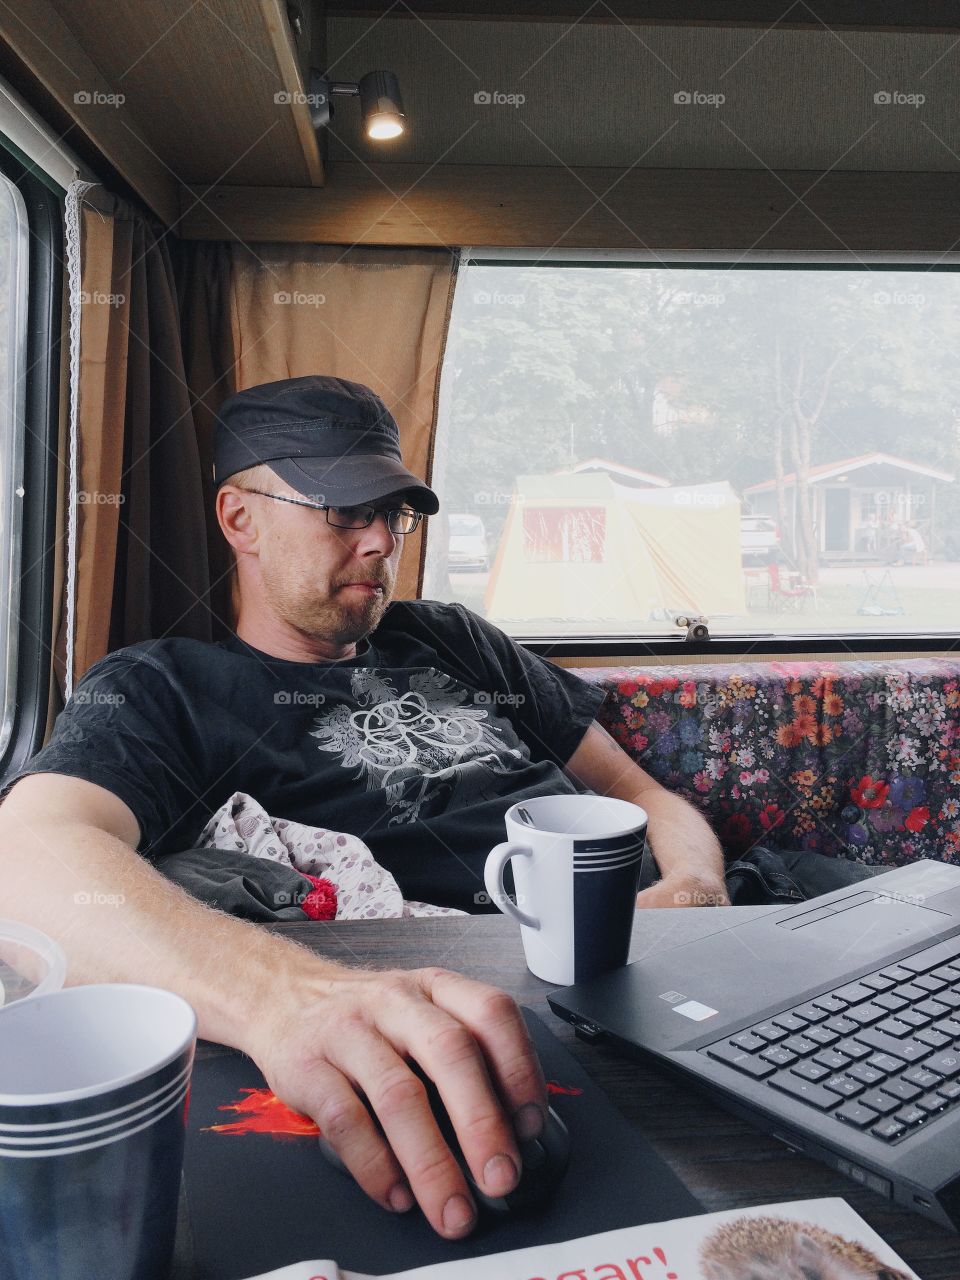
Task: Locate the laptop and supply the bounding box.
[548,860,960,1233]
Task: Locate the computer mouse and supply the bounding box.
[318,1070,570,1217]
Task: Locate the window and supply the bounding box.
[0,150,62,779]
[425,254,960,648]
[0,168,28,756]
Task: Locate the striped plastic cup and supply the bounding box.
[0,984,196,1280]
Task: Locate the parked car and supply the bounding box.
[740,515,781,563]
[448,514,489,571]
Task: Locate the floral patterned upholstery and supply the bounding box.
[572,659,960,869]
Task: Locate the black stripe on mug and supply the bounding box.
[573,833,645,855]
[572,855,644,983]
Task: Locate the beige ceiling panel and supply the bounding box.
[326,18,960,171]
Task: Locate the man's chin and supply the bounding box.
[329,592,391,643]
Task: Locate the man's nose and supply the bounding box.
[355,512,398,554]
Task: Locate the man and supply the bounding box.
[0,376,726,1240]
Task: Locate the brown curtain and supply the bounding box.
[176,242,458,612]
[65,209,457,687]
[62,184,211,690]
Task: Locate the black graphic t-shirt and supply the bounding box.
[6,602,607,911]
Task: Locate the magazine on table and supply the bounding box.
[237,1197,918,1280]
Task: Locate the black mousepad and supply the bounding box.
[182,1008,700,1278]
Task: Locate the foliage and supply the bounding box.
[433,264,960,569]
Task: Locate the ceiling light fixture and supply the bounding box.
[307,69,405,141]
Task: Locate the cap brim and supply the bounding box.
[268,455,440,515]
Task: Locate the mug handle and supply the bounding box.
[484,843,539,929]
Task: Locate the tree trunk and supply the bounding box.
[789,409,818,584]
[773,417,789,560]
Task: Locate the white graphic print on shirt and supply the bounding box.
[308,669,524,824]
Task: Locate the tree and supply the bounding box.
[432,263,960,588]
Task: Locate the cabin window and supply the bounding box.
[425,254,960,650]
[0,145,61,781]
[0,166,28,757]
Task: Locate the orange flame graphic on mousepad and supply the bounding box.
[202,1088,321,1139]
[202,1081,583,1142]
[182,1008,699,1279]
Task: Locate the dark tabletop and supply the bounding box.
[175,909,959,1279]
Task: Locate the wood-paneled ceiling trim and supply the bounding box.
[0,0,182,225]
[0,0,325,226]
[326,2,960,32]
[261,0,324,186]
[178,164,960,252]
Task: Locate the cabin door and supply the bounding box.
[824,487,851,553]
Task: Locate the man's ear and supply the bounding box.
[216,486,261,557]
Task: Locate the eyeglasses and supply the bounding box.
[241,488,423,535]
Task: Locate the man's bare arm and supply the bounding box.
[0,773,547,1239]
[564,722,729,908]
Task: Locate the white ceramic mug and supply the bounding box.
[484,794,647,985]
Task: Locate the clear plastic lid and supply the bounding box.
[0,921,66,1007]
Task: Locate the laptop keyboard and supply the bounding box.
[700,939,960,1144]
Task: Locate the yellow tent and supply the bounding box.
[484,472,745,630]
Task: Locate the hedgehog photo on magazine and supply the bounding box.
[698,1214,913,1280]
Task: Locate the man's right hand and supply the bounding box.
[247,963,548,1239]
[0,775,548,1241]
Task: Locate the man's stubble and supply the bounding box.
[258,541,396,648]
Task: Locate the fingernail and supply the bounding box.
[442,1193,475,1235]
[388,1183,414,1213]
[483,1152,518,1195]
[514,1101,545,1140]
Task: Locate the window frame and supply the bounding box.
[440,248,960,658]
[0,151,62,781]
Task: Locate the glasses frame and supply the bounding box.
[238,487,424,535]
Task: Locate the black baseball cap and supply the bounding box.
[213,375,439,514]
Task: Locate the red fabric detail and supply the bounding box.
[300,874,338,921]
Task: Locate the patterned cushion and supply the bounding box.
[572,659,960,869]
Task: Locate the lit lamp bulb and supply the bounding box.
[367,115,404,140]
[359,71,405,140]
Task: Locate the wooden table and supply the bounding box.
[175,909,960,1279]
